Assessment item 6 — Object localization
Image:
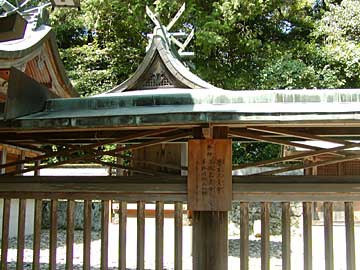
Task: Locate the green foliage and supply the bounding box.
[232,142,281,165]
[44,0,360,235]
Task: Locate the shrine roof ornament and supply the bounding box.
[105,4,219,94]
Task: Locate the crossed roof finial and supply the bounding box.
[145,3,194,58]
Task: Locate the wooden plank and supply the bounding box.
[174,202,182,270]
[282,202,291,270]
[16,199,26,270]
[192,211,228,270]
[324,202,334,270]
[345,202,355,270]
[49,199,58,270]
[83,200,92,270]
[188,139,232,211]
[1,198,10,270]
[155,201,164,270]
[33,199,42,270]
[240,202,249,270]
[66,200,75,270]
[303,202,312,270]
[261,202,270,270]
[101,200,109,270]
[119,201,127,270]
[137,201,145,270]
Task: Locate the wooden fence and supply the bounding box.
[0,175,359,270]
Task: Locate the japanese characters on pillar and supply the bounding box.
[188,138,232,211]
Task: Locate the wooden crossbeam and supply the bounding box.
[0,128,178,171]
[232,142,360,170]
[229,130,324,151]
[92,158,156,176]
[255,153,360,176]
[2,130,192,176]
[247,126,351,146]
[1,175,360,201]
[0,142,44,155]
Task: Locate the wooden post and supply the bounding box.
[189,127,231,270]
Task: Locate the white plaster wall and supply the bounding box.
[0,199,35,239]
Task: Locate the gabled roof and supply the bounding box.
[0,22,78,99]
[105,25,218,94]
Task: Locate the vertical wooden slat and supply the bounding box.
[303,202,313,270]
[83,200,92,270]
[137,201,145,270]
[16,199,26,270]
[101,200,109,270]
[324,202,334,270]
[66,200,75,270]
[33,199,42,270]
[34,160,40,176]
[0,148,7,174]
[156,201,164,270]
[261,202,270,270]
[345,202,355,270]
[174,202,183,270]
[240,202,249,270]
[119,201,127,270]
[50,199,58,270]
[1,198,11,270]
[282,202,291,270]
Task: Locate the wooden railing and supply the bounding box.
[0,198,185,270]
[0,175,359,270]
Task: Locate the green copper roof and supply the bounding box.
[2,88,358,130]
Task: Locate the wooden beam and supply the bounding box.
[0,175,360,201]
[247,126,353,146]
[0,128,178,171]
[229,130,324,151]
[232,142,357,170]
[0,142,43,155]
[255,153,360,176]
[92,158,155,176]
[2,130,191,176]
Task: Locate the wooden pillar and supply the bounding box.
[188,127,231,270]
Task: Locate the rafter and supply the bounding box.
[229,129,331,151]
[2,130,192,176]
[247,126,354,146]
[255,153,360,176]
[0,128,177,170]
[232,141,360,170]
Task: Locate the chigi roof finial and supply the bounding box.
[145,3,194,58]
